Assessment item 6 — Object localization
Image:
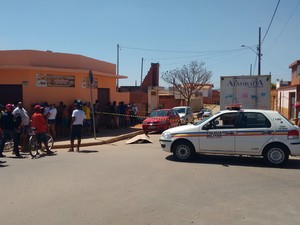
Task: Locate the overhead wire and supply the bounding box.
[120,0,284,80]
[261,0,300,76]
[120,45,244,54]
[261,0,281,44]
[268,0,300,50]
[121,45,247,67]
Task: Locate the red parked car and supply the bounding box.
[142,109,181,133]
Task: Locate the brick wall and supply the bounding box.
[159,96,183,109]
[203,90,220,104]
[141,63,159,88]
[129,92,148,116]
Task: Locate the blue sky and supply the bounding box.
[1,0,299,89]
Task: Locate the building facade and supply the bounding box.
[276,60,300,122]
[0,50,129,113]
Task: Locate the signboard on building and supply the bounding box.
[81,76,98,88]
[220,75,271,110]
[36,74,75,87]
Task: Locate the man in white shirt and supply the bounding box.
[47,104,57,139]
[69,101,86,152]
[43,102,50,117]
[12,102,30,152]
[132,104,138,125]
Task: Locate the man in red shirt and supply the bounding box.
[31,105,55,155]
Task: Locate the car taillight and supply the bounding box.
[287,130,299,139]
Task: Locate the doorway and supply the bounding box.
[0,85,23,106]
[96,88,110,127]
[289,92,296,119]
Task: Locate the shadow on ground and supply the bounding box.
[77,150,99,153]
[166,154,300,169]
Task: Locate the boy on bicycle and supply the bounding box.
[31,105,55,155]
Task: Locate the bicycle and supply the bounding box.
[28,127,54,158]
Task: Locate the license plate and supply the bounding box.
[148,126,156,130]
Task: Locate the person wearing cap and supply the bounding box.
[31,105,55,155]
[0,104,22,157]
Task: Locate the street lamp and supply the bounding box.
[240,45,256,54]
[241,27,262,75]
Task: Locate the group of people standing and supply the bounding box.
[104,101,139,129]
[0,99,140,157]
[0,102,55,157]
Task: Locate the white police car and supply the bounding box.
[160,106,300,166]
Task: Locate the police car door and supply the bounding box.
[200,112,238,153]
[235,112,273,154]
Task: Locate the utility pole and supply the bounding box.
[88,70,96,139]
[241,27,262,76]
[258,27,261,75]
[117,44,120,90]
[140,57,144,85]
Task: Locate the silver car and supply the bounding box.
[172,106,194,125]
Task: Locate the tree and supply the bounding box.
[161,61,213,106]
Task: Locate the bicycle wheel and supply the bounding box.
[29,135,39,158]
[41,133,54,153]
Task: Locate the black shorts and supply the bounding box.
[71,125,83,140]
[48,119,56,125]
[36,133,48,143]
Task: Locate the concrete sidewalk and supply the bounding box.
[53,125,144,149]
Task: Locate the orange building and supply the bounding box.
[0,50,129,112]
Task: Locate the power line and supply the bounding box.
[159,50,249,69]
[121,45,248,66]
[146,48,246,61]
[261,0,281,44]
[268,0,300,50]
[121,45,244,54]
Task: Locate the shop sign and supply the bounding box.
[81,76,98,88]
[36,74,75,87]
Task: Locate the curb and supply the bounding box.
[53,130,144,149]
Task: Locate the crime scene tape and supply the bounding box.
[95,111,182,123]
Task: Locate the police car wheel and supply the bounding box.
[264,145,289,166]
[173,141,195,162]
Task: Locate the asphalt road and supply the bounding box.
[1,134,300,225]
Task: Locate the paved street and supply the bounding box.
[1,133,300,225]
